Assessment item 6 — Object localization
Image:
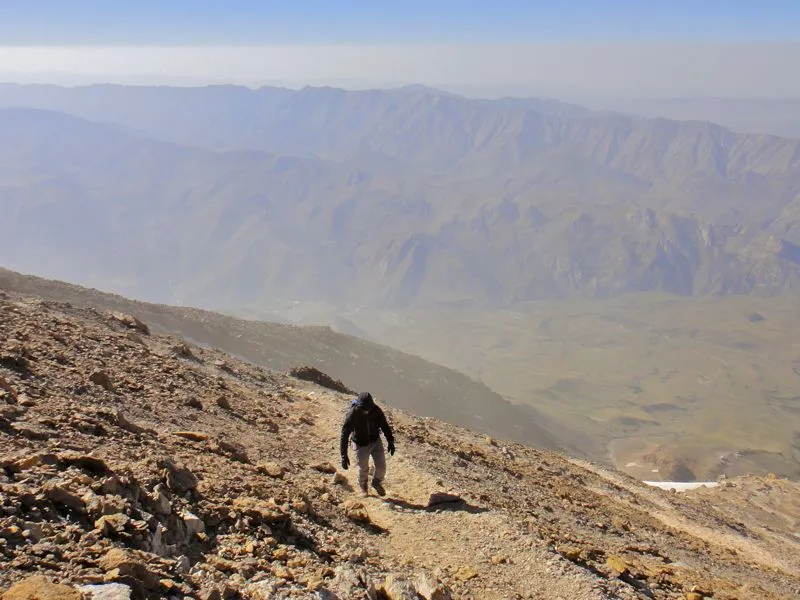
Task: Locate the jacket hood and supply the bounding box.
[355,392,374,409]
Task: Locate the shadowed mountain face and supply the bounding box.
[1,84,800,312]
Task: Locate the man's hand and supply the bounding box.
[341,455,350,470]
[387,440,395,456]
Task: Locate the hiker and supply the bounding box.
[340,392,395,496]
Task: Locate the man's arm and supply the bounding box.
[377,407,395,453]
[340,409,355,458]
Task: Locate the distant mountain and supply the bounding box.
[1,86,800,312]
[582,96,800,139]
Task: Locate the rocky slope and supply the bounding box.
[0,267,570,455]
[1,289,799,599]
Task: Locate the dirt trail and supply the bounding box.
[312,395,618,600]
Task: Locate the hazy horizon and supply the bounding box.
[4,43,800,100]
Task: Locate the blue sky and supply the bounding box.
[2,0,799,44]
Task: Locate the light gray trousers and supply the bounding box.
[354,438,386,487]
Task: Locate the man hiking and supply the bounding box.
[340,392,395,496]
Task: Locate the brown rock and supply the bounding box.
[272,565,294,580]
[453,566,478,581]
[89,370,114,391]
[98,548,160,590]
[57,451,111,475]
[161,459,198,493]
[1,575,82,599]
[257,461,284,478]
[427,492,462,507]
[342,499,371,523]
[171,344,194,359]
[414,574,452,600]
[382,574,417,600]
[311,462,337,474]
[606,555,628,575]
[109,311,150,334]
[215,395,231,410]
[95,513,131,535]
[43,481,85,512]
[173,430,210,442]
[208,438,249,463]
[114,410,151,435]
[184,397,203,410]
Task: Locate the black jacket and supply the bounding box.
[340,393,394,456]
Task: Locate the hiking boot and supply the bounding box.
[371,479,386,497]
[359,482,369,497]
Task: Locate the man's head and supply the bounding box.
[355,392,374,412]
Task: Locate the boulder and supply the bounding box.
[182,510,205,539]
[381,574,417,600]
[257,461,284,478]
[2,575,81,600]
[427,492,462,507]
[161,459,198,493]
[89,370,114,391]
[43,481,85,512]
[78,583,133,599]
[414,574,452,600]
[98,548,160,590]
[110,312,150,335]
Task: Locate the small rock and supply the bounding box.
[78,583,133,599]
[216,396,231,410]
[43,481,85,512]
[161,459,199,493]
[99,548,160,590]
[2,575,82,599]
[173,430,209,442]
[257,461,285,478]
[184,397,203,410]
[453,566,478,581]
[491,555,509,565]
[606,555,628,575]
[175,555,190,575]
[427,492,462,507]
[150,483,172,515]
[686,594,703,600]
[110,312,150,334]
[272,565,294,580]
[114,410,150,435]
[381,574,417,600]
[57,451,111,475]
[89,370,114,391]
[291,497,311,514]
[182,510,205,539]
[333,472,348,486]
[414,574,452,600]
[312,462,337,474]
[95,513,130,536]
[16,394,35,407]
[342,499,370,523]
[245,580,279,600]
[171,344,194,358]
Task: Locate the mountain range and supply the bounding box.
[2,83,800,312]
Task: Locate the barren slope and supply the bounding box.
[1,289,799,599]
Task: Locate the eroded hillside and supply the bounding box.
[1,289,799,599]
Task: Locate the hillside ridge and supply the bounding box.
[1,285,799,599]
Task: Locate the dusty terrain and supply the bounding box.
[2,289,799,599]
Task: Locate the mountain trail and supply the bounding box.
[312,399,619,600]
